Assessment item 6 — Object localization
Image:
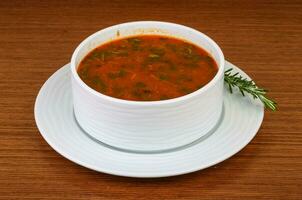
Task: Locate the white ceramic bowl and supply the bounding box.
[70,21,225,152]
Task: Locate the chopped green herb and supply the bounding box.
[158,74,168,80]
[159,37,168,41]
[134,82,146,88]
[162,60,177,71]
[127,38,141,51]
[147,54,162,62]
[127,38,141,43]
[119,69,127,77]
[111,50,128,56]
[150,47,165,56]
[132,87,152,100]
[200,55,214,64]
[169,63,177,71]
[107,73,114,79]
[92,76,106,92]
[165,43,177,51]
[141,61,149,69]
[88,51,114,62]
[149,54,160,58]
[178,74,193,82]
[180,45,202,62]
[186,62,199,68]
[112,86,124,96]
[79,67,88,79]
[180,87,192,94]
[107,69,127,79]
[197,83,205,88]
[100,52,105,61]
[160,95,169,100]
[131,90,142,98]
[187,47,192,54]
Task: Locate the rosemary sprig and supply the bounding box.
[224,68,277,111]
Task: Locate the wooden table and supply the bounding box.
[0,0,301,199]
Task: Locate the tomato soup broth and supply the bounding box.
[77,35,218,101]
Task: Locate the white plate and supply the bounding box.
[34,61,264,178]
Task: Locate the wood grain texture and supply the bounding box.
[0,0,301,199]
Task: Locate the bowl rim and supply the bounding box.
[70,21,225,106]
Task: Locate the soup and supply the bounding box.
[77,35,218,101]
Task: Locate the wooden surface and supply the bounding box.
[0,0,301,199]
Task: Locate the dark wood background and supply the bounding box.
[0,0,301,199]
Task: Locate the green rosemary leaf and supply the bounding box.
[224,68,277,111]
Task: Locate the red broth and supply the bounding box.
[77,35,218,101]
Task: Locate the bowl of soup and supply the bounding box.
[71,21,224,152]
